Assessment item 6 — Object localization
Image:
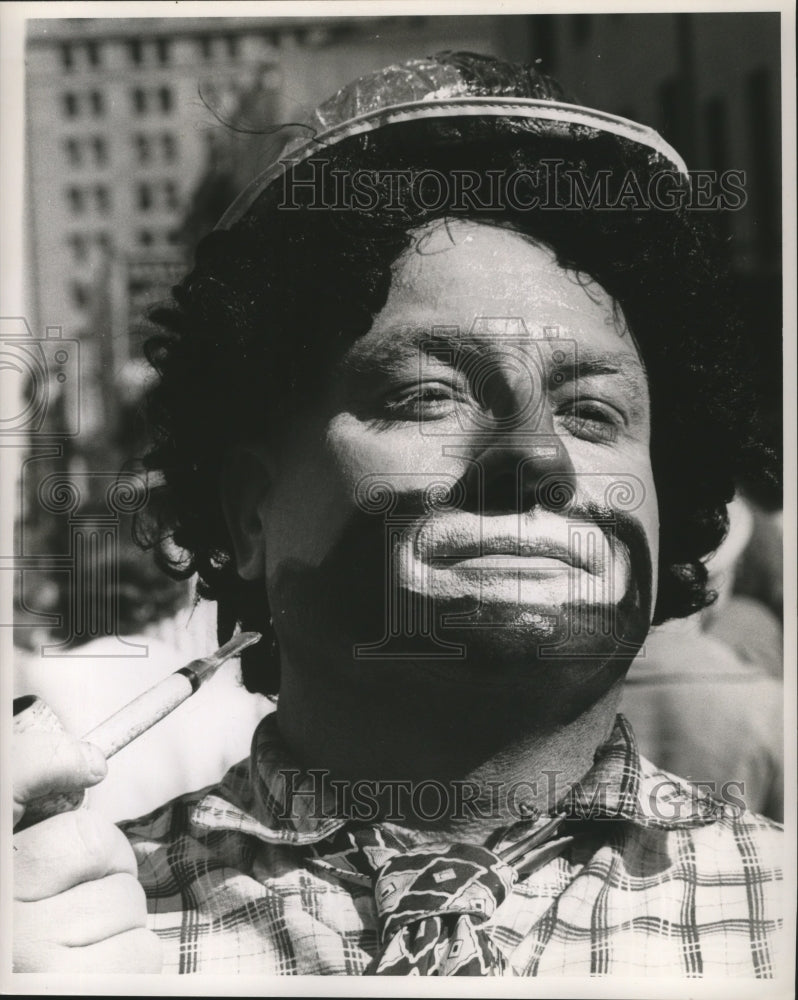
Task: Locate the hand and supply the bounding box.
[13,730,163,973]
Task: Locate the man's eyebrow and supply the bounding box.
[551,351,648,391]
[339,330,468,374]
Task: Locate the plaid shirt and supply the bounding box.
[121,713,784,976]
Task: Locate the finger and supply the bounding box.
[15,872,147,948]
[14,732,107,825]
[14,809,137,901]
[14,927,163,974]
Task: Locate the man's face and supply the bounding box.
[243,219,659,695]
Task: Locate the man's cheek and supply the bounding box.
[644,511,660,618]
[328,415,469,483]
[264,459,357,569]
[618,471,659,621]
[266,510,421,654]
[591,467,658,603]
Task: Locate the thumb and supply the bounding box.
[14,732,107,828]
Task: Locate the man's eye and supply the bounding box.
[558,402,623,443]
[382,383,460,420]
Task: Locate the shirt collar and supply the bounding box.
[189,712,726,845]
[559,713,726,829]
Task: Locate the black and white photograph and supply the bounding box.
[1,1,795,994]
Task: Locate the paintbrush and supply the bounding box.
[14,631,261,829]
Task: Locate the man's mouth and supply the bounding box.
[414,515,605,575]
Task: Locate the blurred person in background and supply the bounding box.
[719,492,784,671]
[621,493,783,820]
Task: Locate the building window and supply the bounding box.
[92,136,108,166]
[89,90,104,116]
[132,87,147,114]
[158,87,173,113]
[128,39,143,66]
[60,43,74,71]
[137,182,153,211]
[156,37,171,64]
[96,231,111,253]
[71,282,89,309]
[67,233,88,261]
[66,186,85,213]
[199,36,214,60]
[704,96,731,245]
[137,229,154,247]
[571,15,592,45]
[64,138,82,167]
[134,133,151,164]
[62,92,79,117]
[167,228,181,245]
[747,67,778,263]
[161,132,177,161]
[86,40,100,67]
[658,77,684,151]
[705,97,728,172]
[225,34,239,59]
[163,180,179,210]
[94,185,110,214]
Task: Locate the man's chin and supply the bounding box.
[393,613,639,701]
[433,595,649,671]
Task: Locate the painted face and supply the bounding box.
[252,218,659,692]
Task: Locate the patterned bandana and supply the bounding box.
[309,820,578,976]
[370,842,516,975]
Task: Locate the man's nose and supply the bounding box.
[461,402,576,515]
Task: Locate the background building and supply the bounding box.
[528,12,781,277]
[25,15,531,385]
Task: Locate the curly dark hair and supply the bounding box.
[139,53,777,695]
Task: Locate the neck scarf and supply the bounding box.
[312,814,573,976]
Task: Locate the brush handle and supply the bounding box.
[82,669,196,759]
[13,633,261,831]
[13,673,196,829]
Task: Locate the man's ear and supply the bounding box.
[220,447,271,581]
